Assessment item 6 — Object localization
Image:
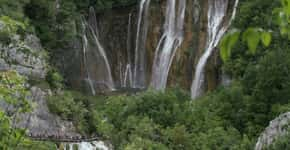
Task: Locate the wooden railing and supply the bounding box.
[28,134,102,143]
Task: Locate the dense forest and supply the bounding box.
[0,0,290,149]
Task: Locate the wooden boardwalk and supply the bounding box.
[28,135,102,143]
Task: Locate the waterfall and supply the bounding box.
[125,13,133,88]
[127,13,132,63]
[120,63,124,87]
[81,19,96,95]
[133,0,151,89]
[193,0,201,24]
[120,63,133,88]
[120,13,134,88]
[123,64,133,87]
[62,141,110,150]
[191,0,239,99]
[150,0,186,90]
[55,0,60,10]
[80,8,115,93]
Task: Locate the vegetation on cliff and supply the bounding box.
[0,0,290,149]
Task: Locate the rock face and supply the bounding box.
[0,21,80,138]
[15,86,80,138]
[255,112,290,150]
[0,34,47,79]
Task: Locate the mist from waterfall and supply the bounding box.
[81,7,115,94]
[133,0,151,89]
[191,0,239,99]
[62,141,109,150]
[150,0,186,90]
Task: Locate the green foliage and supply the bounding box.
[17,140,57,150]
[218,1,290,148]
[46,69,64,89]
[0,71,31,113]
[241,48,290,130]
[92,0,137,11]
[0,16,26,34]
[0,0,30,20]
[23,0,138,53]
[219,29,241,61]
[220,27,272,61]
[0,71,34,149]
[45,88,262,149]
[261,31,272,47]
[47,91,88,133]
[266,130,290,150]
[124,136,168,150]
[0,16,27,44]
[242,28,262,54]
[1,0,290,149]
[274,0,290,39]
[220,0,290,62]
[47,74,289,150]
[0,110,26,150]
[47,92,87,119]
[242,28,272,53]
[85,89,252,149]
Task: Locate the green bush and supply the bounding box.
[47,91,88,133]
[87,89,252,149]
[0,71,34,149]
[0,0,30,20]
[0,16,27,44]
[46,69,64,89]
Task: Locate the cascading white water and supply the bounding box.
[150,0,186,90]
[55,0,60,10]
[80,8,115,93]
[119,63,133,88]
[120,13,134,88]
[193,0,201,24]
[127,13,132,63]
[125,13,133,88]
[191,0,239,99]
[62,141,110,150]
[81,19,96,95]
[88,24,115,91]
[133,0,151,89]
[123,64,133,87]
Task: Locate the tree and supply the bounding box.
[219,0,290,62]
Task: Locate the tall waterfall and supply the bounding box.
[150,0,186,90]
[81,8,115,93]
[62,141,110,150]
[55,0,60,10]
[81,19,96,95]
[133,0,151,89]
[191,0,239,99]
[120,13,133,88]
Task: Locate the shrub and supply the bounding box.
[46,69,64,89]
[47,91,88,133]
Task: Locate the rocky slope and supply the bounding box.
[0,20,80,138]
